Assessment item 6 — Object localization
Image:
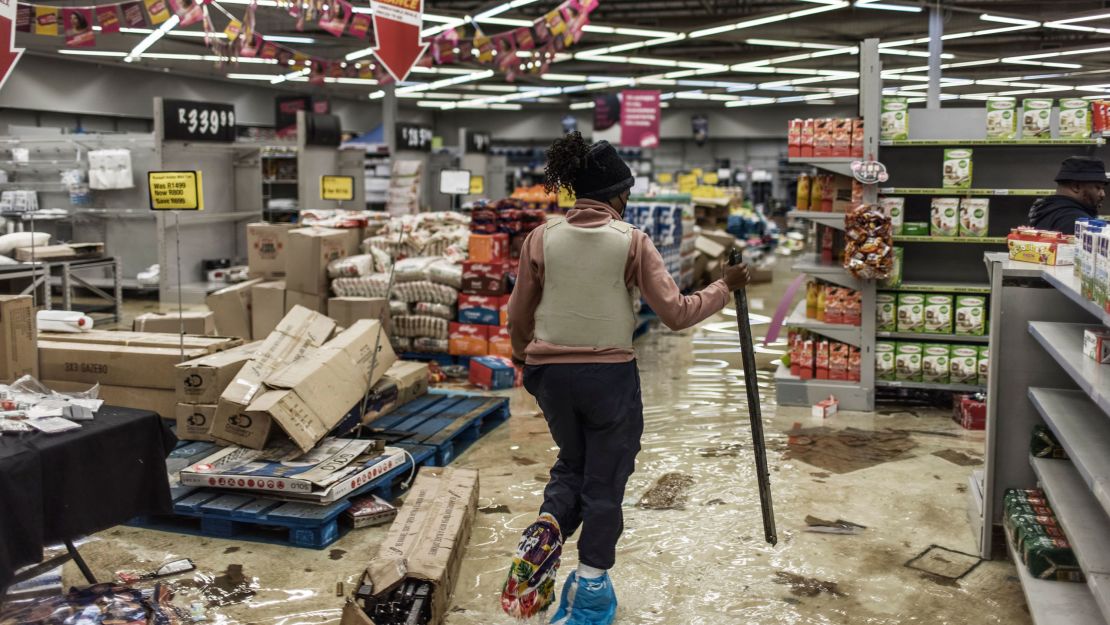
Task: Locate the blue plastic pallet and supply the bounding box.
[363,393,510,466]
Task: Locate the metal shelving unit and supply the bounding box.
[879,187,1054,196]
[882,281,993,294]
[786,301,861,347]
[787,157,855,177]
[876,379,984,393]
[893,235,1007,244]
[876,331,988,343]
[786,210,845,230]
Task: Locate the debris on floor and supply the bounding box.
[784,426,918,473]
[904,545,982,580]
[184,564,258,608]
[803,515,867,535]
[116,558,196,584]
[697,442,744,457]
[931,449,982,467]
[774,572,846,597]
[637,472,696,509]
[479,504,512,514]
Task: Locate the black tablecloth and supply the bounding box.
[0,407,177,591]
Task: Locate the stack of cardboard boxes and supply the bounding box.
[132,311,216,335]
[452,235,512,358]
[0,295,38,383]
[173,342,258,441]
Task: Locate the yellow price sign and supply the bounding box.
[469,175,485,195]
[657,172,674,184]
[677,173,698,191]
[704,172,719,184]
[321,175,355,201]
[148,171,203,210]
[690,167,704,178]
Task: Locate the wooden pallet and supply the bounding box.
[362,392,510,466]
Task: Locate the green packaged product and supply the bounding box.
[876,293,896,333]
[1022,98,1053,140]
[881,96,909,141]
[895,342,923,382]
[1031,425,1069,459]
[943,149,973,189]
[902,222,930,236]
[881,247,904,289]
[876,341,896,381]
[1004,488,1048,509]
[986,98,1017,140]
[922,343,950,384]
[897,293,925,333]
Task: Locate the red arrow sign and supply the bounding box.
[370,0,427,83]
[0,2,25,91]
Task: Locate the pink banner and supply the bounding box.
[620,90,660,148]
[62,8,96,47]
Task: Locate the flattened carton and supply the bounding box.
[341,468,480,625]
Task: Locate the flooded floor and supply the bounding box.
[51,268,1029,625]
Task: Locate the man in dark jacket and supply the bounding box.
[1029,156,1107,233]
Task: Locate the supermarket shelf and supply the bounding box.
[1030,456,1110,620]
[792,254,860,290]
[1041,265,1110,328]
[785,301,862,347]
[876,379,984,393]
[787,210,845,230]
[263,179,298,184]
[787,157,855,176]
[1003,524,1104,625]
[774,363,872,411]
[893,235,1007,244]
[1028,388,1110,519]
[881,139,1103,147]
[879,187,1053,196]
[881,281,991,294]
[1027,321,1110,415]
[876,331,989,343]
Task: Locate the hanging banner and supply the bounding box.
[317,0,350,37]
[148,171,204,211]
[121,1,147,27]
[33,6,58,35]
[143,0,171,25]
[96,5,122,33]
[692,114,708,147]
[620,90,661,148]
[62,8,95,47]
[370,0,428,82]
[348,12,372,39]
[0,0,23,90]
[168,0,204,27]
[593,93,620,131]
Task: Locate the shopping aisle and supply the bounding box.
[59,266,1028,625]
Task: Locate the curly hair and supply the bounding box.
[543,131,590,195]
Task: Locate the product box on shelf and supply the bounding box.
[814,118,833,157]
[469,356,516,390]
[1095,232,1110,307]
[977,345,989,386]
[829,342,849,381]
[955,295,987,335]
[800,119,815,157]
[851,119,864,158]
[897,293,925,333]
[251,281,287,340]
[1059,99,1091,139]
[922,343,950,384]
[880,197,904,235]
[881,97,909,141]
[462,261,510,295]
[1081,224,1104,296]
[788,119,802,158]
[449,322,490,356]
[986,98,1017,140]
[848,346,861,381]
[458,294,501,326]
[942,149,973,189]
[1007,227,1077,266]
[832,118,853,157]
[876,292,896,332]
[815,339,830,380]
[286,228,350,296]
[843,290,861,326]
[959,199,990,238]
[798,337,815,380]
[469,233,510,263]
[247,222,297,278]
[1021,98,1053,140]
[881,247,904,289]
[1082,328,1110,363]
[895,342,922,382]
[823,286,842,324]
[924,294,954,334]
[950,346,979,384]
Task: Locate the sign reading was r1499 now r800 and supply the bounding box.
[148,171,204,210]
[321,175,355,201]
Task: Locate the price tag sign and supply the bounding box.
[148,171,204,211]
[469,175,485,195]
[850,159,889,184]
[163,99,236,142]
[704,172,719,185]
[321,175,355,201]
[657,172,674,184]
[395,123,433,152]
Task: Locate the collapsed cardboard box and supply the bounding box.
[251,281,286,340]
[206,278,265,339]
[44,379,178,419]
[0,295,36,382]
[699,230,738,252]
[209,306,337,448]
[341,468,479,625]
[133,311,216,335]
[285,289,329,314]
[245,319,396,452]
[328,297,392,333]
[247,222,297,278]
[362,360,429,423]
[175,341,259,405]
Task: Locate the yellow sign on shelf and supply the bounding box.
[704,172,719,185]
[148,171,203,211]
[677,173,698,192]
[469,175,485,195]
[690,167,704,178]
[321,175,355,201]
[657,172,674,184]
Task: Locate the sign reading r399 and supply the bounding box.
[163,99,237,142]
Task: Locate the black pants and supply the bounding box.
[523,361,644,570]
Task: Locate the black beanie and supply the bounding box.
[573,140,635,200]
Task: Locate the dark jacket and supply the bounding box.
[1028,195,1097,234]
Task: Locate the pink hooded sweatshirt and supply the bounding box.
[508,198,731,365]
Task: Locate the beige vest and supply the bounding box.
[534,217,636,349]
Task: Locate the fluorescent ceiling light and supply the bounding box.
[745,38,843,50]
[124,13,179,62]
[397,69,493,93]
[227,73,277,80]
[688,1,848,39]
[979,13,1041,27]
[1003,59,1083,69]
[58,49,127,57]
[263,35,317,44]
[855,0,922,13]
[569,101,595,110]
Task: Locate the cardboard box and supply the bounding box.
[488,326,512,359]
[955,296,987,335]
[39,341,210,390]
[694,235,727,260]
[462,261,509,296]
[922,344,950,384]
[286,289,329,314]
[449,323,490,357]
[924,295,954,334]
[133,311,216,336]
[286,227,351,296]
[175,341,259,405]
[247,222,297,278]
[876,341,895,381]
[44,379,178,418]
[469,233,509,263]
[328,297,392,333]
[1008,229,1077,266]
[243,320,397,452]
[0,295,36,382]
[950,346,979,384]
[881,197,904,235]
[895,342,922,382]
[13,243,103,262]
[340,468,479,625]
[811,396,838,419]
[337,227,364,256]
[361,360,429,424]
[37,331,241,353]
[469,356,515,390]
[251,281,286,340]
[800,118,815,157]
[1083,328,1110,363]
[458,294,500,326]
[207,278,265,339]
[176,403,216,441]
[896,293,925,333]
[500,295,510,327]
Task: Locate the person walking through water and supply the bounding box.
[500,132,751,624]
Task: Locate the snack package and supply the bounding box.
[800,119,815,157]
[955,295,987,335]
[897,293,925,333]
[959,199,990,237]
[1059,99,1090,139]
[880,247,904,289]
[876,341,896,381]
[799,337,815,380]
[1082,328,1110,363]
[806,280,819,318]
[978,344,990,386]
[815,338,830,380]
[814,118,833,157]
[880,197,904,235]
[922,343,950,383]
[924,294,954,334]
[931,198,960,236]
[881,96,909,141]
[986,98,1018,140]
[877,292,896,332]
[843,203,894,280]
[832,118,852,157]
[1022,98,1053,140]
[824,286,843,324]
[942,149,973,189]
[829,342,849,380]
[843,289,862,326]
[895,342,923,382]
[1031,424,1068,460]
[950,346,979,384]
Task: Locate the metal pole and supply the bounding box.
[382,84,398,154]
[927,6,943,110]
[173,211,184,360]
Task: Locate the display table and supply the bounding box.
[0,407,176,592]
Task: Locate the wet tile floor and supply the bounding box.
[55,272,1030,625]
